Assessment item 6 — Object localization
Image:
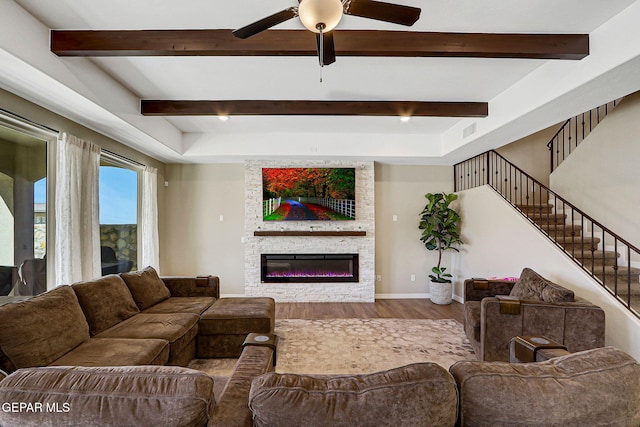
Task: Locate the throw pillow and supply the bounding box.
[72,275,140,336]
[509,268,574,303]
[120,266,171,310]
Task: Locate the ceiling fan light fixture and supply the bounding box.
[298,0,344,33]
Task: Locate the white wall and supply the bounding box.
[161,164,246,295]
[374,164,454,298]
[451,186,640,361]
[496,123,560,187]
[551,92,640,249]
[161,162,455,298]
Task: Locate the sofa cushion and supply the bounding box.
[509,268,574,303]
[143,296,216,315]
[450,346,640,426]
[96,313,199,364]
[0,286,90,373]
[50,338,169,367]
[249,362,458,427]
[121,266,171,310]
[72,275,140,336]
[0,365,215,427]
[199,298,275,335]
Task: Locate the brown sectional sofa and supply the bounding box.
[0,268,218,372]
[248,346,640,427]
[0,267,276,426]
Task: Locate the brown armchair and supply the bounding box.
[463,268,605,361]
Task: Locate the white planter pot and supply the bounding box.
[429,281,452,305]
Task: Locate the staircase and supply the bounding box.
[454,148,640,319]
[517,202,640,305]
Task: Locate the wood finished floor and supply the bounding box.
[275,299,465,323]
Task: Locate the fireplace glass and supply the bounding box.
[261,254,359,283]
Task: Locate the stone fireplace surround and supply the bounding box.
[244,160,375,302]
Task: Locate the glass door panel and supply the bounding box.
[0,124,47,296]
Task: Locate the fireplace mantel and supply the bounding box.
[254,231,366,237]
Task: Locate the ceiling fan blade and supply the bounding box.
[232,7,298,39]
[345,0,421,26]
[316,31,336,66]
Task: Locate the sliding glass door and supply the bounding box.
[0,123,49,296]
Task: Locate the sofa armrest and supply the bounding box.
[479,298,605,361]
[464,278,516,302]
[161,275,220,299]
[210,345,275,427]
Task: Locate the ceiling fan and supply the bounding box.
[232,0,421,66]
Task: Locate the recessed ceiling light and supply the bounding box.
[399,116,411,122]
[218,115,229,121]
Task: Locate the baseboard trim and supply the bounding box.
[376,293,464,302]
[375,293,429,299]
[223,293,464,301]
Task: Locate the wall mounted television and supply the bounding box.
[262,167,356,221]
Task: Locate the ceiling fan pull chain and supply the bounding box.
[317,23,325,82]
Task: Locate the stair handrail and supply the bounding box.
[454,149,640,316]
[547,100,620,172]
[546,118,571,172]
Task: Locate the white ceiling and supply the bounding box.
[2,0,640,164]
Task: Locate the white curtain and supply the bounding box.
[54,132,101,286]
[140,165,160,271]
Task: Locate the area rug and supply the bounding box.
[189,318,476,387]
[273,318,475,374]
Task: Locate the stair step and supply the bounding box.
[556,237,601,252]
[540,224,583,236]
[516,204,554,214]
[595,266,640,296]
[527,213,567,223]
[575,251,619,267]
[597,265,640,277]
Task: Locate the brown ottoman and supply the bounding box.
[197,297,275,358]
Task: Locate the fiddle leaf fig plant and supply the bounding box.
[419,192,463,283]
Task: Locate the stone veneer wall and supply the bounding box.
[245,160,375,302]
[99,224,138,271]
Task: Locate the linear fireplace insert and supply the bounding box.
[261,254,359,283]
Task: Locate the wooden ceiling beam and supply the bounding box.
[140,100,488,117]
[52,30,588,60]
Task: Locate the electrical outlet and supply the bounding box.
[376,275,382,282]
[410,274,416,281]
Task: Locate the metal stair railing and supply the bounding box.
[454,150,640,318]
[548,99,620,172]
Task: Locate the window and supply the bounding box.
[99,155,139,276]
[0,117,52,296]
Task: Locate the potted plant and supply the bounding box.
[419,192,463,304]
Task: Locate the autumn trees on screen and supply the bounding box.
[262,168,355,200]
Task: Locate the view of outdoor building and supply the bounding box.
[0,124,47,296]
